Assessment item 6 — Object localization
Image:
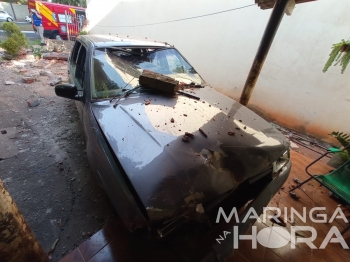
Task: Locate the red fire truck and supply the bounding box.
[28,0,85,40]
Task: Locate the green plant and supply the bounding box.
[329,131,350,161]
[323,39,350,74]
[79,31,88,35]
[0,22,28,57]
[30,46,43,59]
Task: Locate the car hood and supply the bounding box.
[91,87,289,222]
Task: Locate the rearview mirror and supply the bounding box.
[55,84,82,101]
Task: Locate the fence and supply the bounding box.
[63,10,85,41]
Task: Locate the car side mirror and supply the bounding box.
[55,84,82,101]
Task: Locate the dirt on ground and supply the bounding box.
[0,51,116,261]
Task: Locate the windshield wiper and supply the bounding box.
[112,85,140,108]
[110,77,136,103]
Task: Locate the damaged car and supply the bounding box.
[55,35,291,261]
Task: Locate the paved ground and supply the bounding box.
[0,30,40,41]
[0,52,116,261]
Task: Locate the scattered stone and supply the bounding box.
[228,132,235,136]
[1,130,7,135]
[19,69,28,74]
[22,77,36,84]
[27,99,40,107]
[5,81,15,85]
[182,135,190,143]
[42,52,69,61]
[49,77,62,86]
[185,132,194,138]
[39,70,52,76]
[199,128,207,138]
[289,191,300,200]
[170,118,174,123]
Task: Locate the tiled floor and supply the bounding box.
[60,150,350,262]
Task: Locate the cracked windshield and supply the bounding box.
[92,47,205,99]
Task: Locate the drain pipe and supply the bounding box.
[239,0,290,106]
[0,180,48,262]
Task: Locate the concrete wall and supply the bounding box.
[86,0,350,143]
[0,2,29,21]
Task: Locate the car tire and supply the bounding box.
[54,34,63,40]
[6,17,13,22]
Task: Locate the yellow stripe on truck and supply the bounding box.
[37,2,58,27]
[69,8,76,15]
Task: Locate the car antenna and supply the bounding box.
[110,77,136,103]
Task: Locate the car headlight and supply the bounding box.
[272,150,290,178]
[60,25,67,33]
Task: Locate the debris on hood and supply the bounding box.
[139,70,179,94]
[199,128,207,138]
[185,132,194,138]
[228,132,235,136]
[182,135,190,143]
[145,100,151,105]
[170,118,175,123]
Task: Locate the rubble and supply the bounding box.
[139,70,179,94]
[27,99,40,107]
[5,81,15,85]
[42,52,69,61]
[22,77,36,84]
[49,77,63,86]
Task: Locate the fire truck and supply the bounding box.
[28,0,85,40]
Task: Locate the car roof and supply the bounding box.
[78,35,172,49]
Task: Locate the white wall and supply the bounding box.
[86,0,350,142]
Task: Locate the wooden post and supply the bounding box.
[0,180,48,262]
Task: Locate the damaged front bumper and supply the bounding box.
[202,160,292,262]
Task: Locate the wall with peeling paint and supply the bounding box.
[86,0,350,143]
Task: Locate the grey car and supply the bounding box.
[55,35,291,261]
[0,10,13,22]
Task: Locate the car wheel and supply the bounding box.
[54,34,63,40]
[7,17,13,22]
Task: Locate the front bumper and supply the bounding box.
[203,160,292,262]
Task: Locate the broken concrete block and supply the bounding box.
[139,70,179,94]
[42,52,69,61]
[39,71,52,76]
[22,77,36,84]
[49,77,62,86]
[27,99,40,107]
[5,81,15,85]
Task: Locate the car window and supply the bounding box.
[71,41,81,63]
[58,14,73,23]
[74,45,86,90]
[91,47,204,99]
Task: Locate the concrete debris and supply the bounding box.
[139,70,179,94]
[27,99,40,107]
[49,77,62,86]
[40,71,52,76]
[5,81,15,85]
[1,130,7,134]
[22,77,36,84]
[42,52,69,61]
[185,132,194,138]
[182,135,190,143]
[199,128,207,138]
[289,191,300,200]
